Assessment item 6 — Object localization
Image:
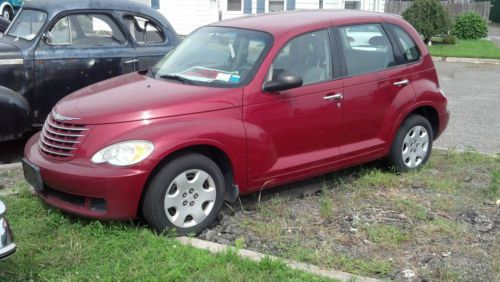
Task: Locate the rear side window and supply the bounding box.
[338,24,395,76]
[390,25,420,63]
[267,29,333,85]
[124,16,166,44]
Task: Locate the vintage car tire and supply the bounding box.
[387,114,434,172]
[1,6,12,21]
[142,153,225,236]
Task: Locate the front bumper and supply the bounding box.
[23,133,151,220]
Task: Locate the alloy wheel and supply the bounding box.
[402,125,429,168]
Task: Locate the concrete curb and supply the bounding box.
[0,162,22,170]
[432,56,500,65]
[177,236,381,282]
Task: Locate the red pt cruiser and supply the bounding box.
[23,10,449,235]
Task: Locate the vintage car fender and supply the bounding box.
[0,85,31,142]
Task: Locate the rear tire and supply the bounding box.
[387,114,433,172]
[142,153,225,236]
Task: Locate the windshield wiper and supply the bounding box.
[159,74,198,85]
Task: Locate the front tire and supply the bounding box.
[1,7,12,21]
[142,153,225,236]
[387,115,433,172]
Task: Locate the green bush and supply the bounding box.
[452,12,488,39]
[402,0,451,44]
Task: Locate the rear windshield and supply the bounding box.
[7,9,47,41]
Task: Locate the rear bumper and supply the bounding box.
[437,110,450,139]
[24,133,150,220]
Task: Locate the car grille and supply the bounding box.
[39,113,88,159]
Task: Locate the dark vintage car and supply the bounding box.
[0,0,179,141]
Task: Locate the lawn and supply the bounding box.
[0,187,334,281]
[428,39,500,59]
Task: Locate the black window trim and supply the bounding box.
[383,22,422,66]
[262,27,340,90]
[333,22,423,78]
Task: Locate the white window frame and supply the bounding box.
[226,0,244,13]
[266,0,287,13]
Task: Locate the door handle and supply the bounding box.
[124,59,138,64]
[393,79,409,87]
[324,93,343,101]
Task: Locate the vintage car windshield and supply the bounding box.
[6,9,47,41]
[152,26,272,87]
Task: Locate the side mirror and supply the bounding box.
[43,31,52,44]
[263,71,303,93]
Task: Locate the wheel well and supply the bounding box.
[138,145,236,217]
[408,106,439,139]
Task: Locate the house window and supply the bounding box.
[227,0,243,11]
[269,0,285,12]
[344,1,361,9]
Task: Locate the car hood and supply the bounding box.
[53,72,243,125]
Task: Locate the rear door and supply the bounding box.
[33,12,135,123]
[122,15,175,70]
[334,23,417,160]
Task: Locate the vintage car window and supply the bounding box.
[265,29,333,85]
[49,17,71,45]
[338,24,395,76]
[152,26,272,87]
[6,9,47,41]
[390,24,420,63]
[124,16,166,44]
[62,14,126,47]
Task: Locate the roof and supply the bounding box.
[22,0,170,27]
[212,10,402,38]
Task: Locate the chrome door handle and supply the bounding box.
[124,59,138,64]
[324,93,343,100]
[393,79,409,87]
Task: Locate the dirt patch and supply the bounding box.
[199,150,499,281]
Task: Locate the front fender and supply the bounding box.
[0,86,31,141]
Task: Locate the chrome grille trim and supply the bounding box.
[43,126,84,138]
[41,130,80,144]
[40,138,76,150]
[39,141,74,157]
[47,118,88,131]
[39,113,87,159]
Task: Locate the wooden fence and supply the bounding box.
[384,1,493,21]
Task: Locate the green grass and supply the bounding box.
[428,39,500,59]
[0,189,335,281]
[364,224,409,246]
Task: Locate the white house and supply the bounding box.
[139,0,386,35]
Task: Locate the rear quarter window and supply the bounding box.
[390,24,420,63]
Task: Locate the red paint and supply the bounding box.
[24,10,449,220]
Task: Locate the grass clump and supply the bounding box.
[364,224,410,246]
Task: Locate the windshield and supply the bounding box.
[7,9,47,41]
[151,26,272,87]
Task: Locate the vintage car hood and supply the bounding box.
[53,72,243,125]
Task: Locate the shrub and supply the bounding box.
[402,0,451,44]
[452,12,488,39]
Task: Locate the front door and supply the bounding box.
[245,29,343,189]
[33,12,135,124]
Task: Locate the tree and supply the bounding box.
[402,0,451,44]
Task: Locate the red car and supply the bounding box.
[23,10,449,235]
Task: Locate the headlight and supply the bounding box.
[91,141,154,166]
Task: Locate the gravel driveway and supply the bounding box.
[433,61,500,154]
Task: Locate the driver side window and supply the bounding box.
[266,29,333,85]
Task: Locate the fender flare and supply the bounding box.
[0,86,31,142]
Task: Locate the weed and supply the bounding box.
[364,224,409,246]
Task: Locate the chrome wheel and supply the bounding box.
[164,169,217,228]
[402,125,429,168]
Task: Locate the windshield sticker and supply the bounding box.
[180,67,238,83]
[229,75,240,84]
